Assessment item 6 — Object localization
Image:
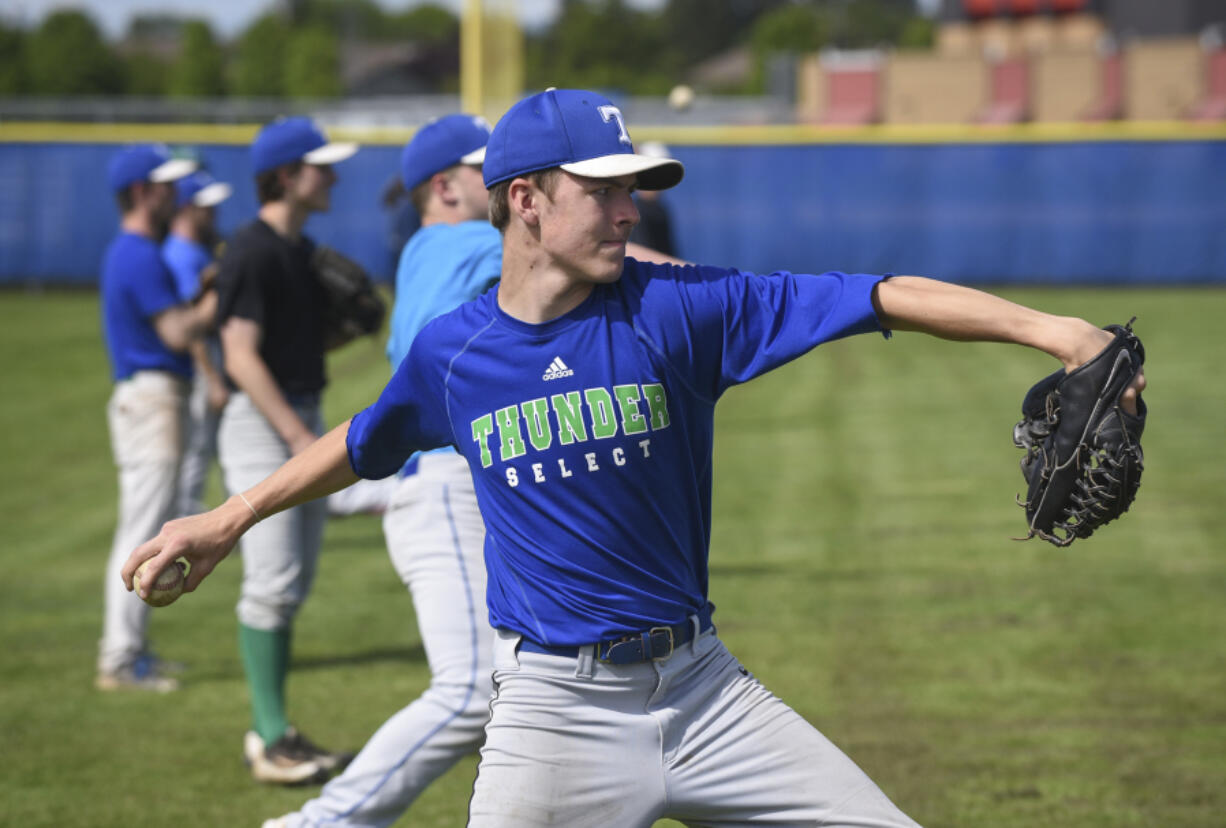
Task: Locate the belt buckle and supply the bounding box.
[648,626,674,661]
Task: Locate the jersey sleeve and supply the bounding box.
[346,329,455,479]
[129,246,184,320]
[215,243,270,328]
[633,261,889,400]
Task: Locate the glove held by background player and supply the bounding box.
[1013,318,1146,547]
[312,245,386,350]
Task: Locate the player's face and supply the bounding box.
[289,163,338,212]
[146,181,178,228]
[450,164,490,222]
[189,204,216,235]
[537,171,639,284]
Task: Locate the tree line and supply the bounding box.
[0,0,931,99]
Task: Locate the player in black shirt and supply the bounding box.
[214,117,358,785]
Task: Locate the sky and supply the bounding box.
[3,0,939,39]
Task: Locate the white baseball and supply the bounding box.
[135,558,188,607]
[668,84,695,112]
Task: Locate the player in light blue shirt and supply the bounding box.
[277,114,502,827]
[127,91,1144,826]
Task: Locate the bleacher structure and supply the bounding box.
[796,8,1226,125]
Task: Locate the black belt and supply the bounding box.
[518,605,714,665]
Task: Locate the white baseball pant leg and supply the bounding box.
[468,625,921,828]
[175,369,222,517]
[290,452,493,827]
[99,371,188,673]
[218,392,327,631]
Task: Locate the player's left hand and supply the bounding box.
[206,375,230,412]
[1060,321,1147,414]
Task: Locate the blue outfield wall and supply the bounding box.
[1,138,1224,285]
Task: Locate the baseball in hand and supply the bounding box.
[135,558,189,607]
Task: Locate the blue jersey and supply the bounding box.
[386,220,502,371]
[348,260,888,645]
[162,234,212,301]
[385,220,502,471]
[101,232,192,381]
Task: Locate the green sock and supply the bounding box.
[238,623,291,746]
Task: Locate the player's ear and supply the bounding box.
[507,177,540,227]
[431,170,456,207]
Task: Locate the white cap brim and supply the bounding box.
[560,153,683,191]
[150,158,198,183]
[303,142,358,166]
[461,146,486,165]
[193,181,233,208]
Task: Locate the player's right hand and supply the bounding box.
[121,497,254,597]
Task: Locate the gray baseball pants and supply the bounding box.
[99,371,188,673]
[218,391,327,631]
[175,365,223,518]
[467,624,922,828]
[288,452,493,827]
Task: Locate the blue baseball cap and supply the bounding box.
[251,116,358,175]
[483,88,683,191]
[175,170,233,209]
[107,144,197,192]
[401,114,491,190]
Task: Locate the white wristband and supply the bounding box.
[238,492,262,522]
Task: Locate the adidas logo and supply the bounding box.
[542,356,574,381]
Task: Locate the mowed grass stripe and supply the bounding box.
[1,285,1223,827]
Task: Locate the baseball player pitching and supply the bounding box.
[125,89,1144,825]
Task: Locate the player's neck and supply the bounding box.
[421,199,482,228]
[259,200,310,241]
[497,231,596,325]
[168,214,200,242]
[120,209,159,239]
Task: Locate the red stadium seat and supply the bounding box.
[1050,0,1088,14]
[964,0,1002,20]
[820,65,881,125]
[1081,52,1123,121]
[977,57,1029,123]
[1187,48,1226,120]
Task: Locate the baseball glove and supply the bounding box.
[1013,318,1146,547]
[311,245,387,350]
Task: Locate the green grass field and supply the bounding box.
[1,286,1223,827]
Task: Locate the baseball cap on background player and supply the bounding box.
[250,116,358,175]
[482,88,684,191]
[107,144,198,192]
[175,170,233,209]
[401,114,491,190]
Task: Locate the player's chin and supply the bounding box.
[588,254,625,283]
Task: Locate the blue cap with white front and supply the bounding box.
[251,116,358,175]
[483,88,683,191]
[107,144,198,192]
[175,170,234,209]
[401,114,491,190]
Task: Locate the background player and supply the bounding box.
[163,169,233,518]
[266,112,499,828]
[96,144,214,692]
[125,90,1143,825]
[627,140,678,257]
[214,117,357,785]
